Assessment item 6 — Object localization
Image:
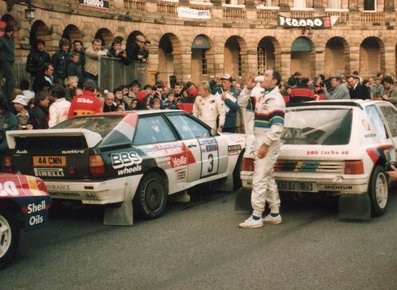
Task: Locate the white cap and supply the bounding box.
[12,95,28,106]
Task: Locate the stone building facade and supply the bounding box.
[1,0,397,85]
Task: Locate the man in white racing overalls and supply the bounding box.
[239,69,285,228]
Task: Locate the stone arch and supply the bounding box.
[191,34,214,84]
[94,28,113,47]
[257,36,282,75]
[62,24,84,44]
[157,33,182,85]
[224,36,248,80]
[360,37,384,78]
[325,37,350,76]
[290,36,315,77]
[29,20,52,50]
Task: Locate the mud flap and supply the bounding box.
[103,201,133,226]
[234,187,252,211]
[338,194,371,221]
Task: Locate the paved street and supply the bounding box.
[1,189,397,290]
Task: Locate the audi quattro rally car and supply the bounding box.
[238,100,397,220]
[5,110,245,225]
[0,173,51,270]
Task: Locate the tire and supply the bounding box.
[133,172,168,219]
[368,165,389,217]
[0,208,20,270]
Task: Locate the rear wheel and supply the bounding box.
[0,208,20,270]
[368,165,388,217]
[133,172,168,219]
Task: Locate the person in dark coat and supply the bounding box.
[26,39,51,79]
[346,75,371,100]
[0,24,16,103]
[32,63,54,94]
[52,38,71,85]
[30,91,49,129]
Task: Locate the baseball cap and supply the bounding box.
[136,90,150,101]
[221,74,233,82]
[12,95,28,106]
[136,35,145,42]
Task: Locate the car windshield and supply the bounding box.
[54,116,123,137]
[282,108,352,145]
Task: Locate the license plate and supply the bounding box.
[33,156,66,167]
[277,181,317,192]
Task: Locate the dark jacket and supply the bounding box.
[32,73,53,94]
[52,50,70,82]
[26,50,51,77]
[67,62,84,82]
[30,105,49,129]
[0,35,15,63]
[107,48,129,65]
[0,110,18,152]
[349,84,371,100]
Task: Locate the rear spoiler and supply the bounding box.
[6,129,102,149]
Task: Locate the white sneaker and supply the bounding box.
[263,213,282,224]
[239,216,264,228]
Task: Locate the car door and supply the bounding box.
[167,114,220,182]
[377,103,397,160]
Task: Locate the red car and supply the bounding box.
[0,173,51,270]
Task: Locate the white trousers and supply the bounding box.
[251,134,281,217]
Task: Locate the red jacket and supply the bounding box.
[67,90,102,118]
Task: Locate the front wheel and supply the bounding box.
[368,166,389,217]
[0,208,20,270]
[133,172,168,219]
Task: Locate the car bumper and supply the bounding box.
[44,176,141,204]
[241,171,369,195]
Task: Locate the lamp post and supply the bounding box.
[7,0,36,22]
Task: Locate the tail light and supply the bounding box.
[344,160,364,174]
[3,155,13,173]
[89,155,106,175]
[242,158,255,172]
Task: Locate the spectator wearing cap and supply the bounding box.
[26,39,52,80]
[127,35,145,62]
[12,95,33,130]
[0,24,16,104]
[67,80,103,118]
[52,38,71,85]
[84,38,108,84]
[136,90,151,109]
[220,74,240,133]
[48,84,71,127]
[0,94,18,170]
[323,75,350,100]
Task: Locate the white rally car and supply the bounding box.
[238,100,397,219]
[5,110,245,225]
